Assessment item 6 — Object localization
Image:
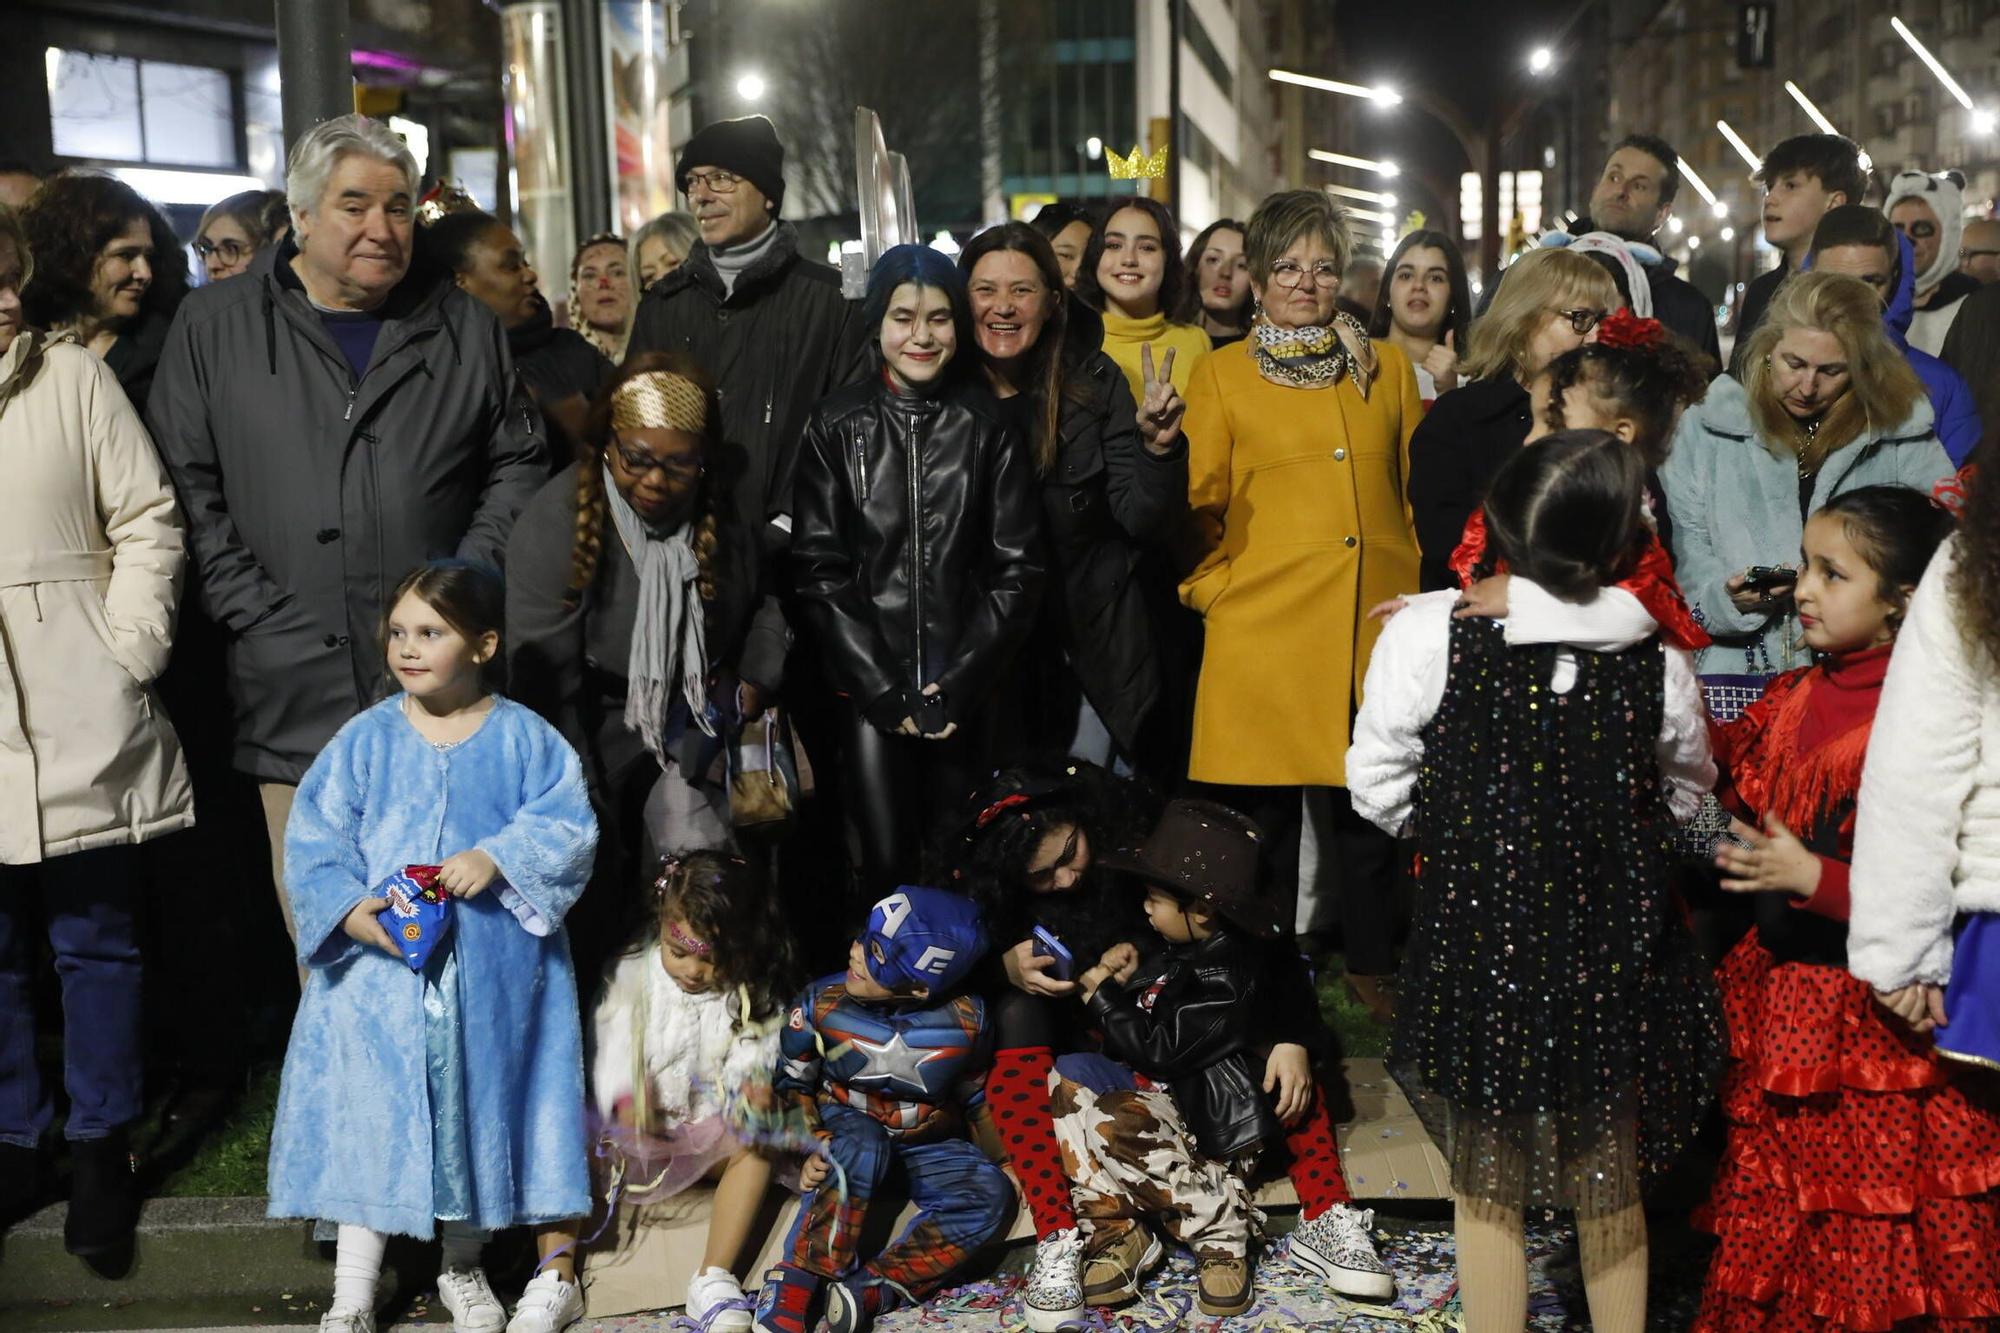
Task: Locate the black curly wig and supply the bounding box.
[19,170,188,330]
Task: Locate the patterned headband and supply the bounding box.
[610,371,707,436]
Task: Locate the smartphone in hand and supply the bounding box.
[1741,565,1796,591]
[1030,925,1075,981]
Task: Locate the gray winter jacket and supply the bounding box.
[1661,373,1952,679]
[148,240,546,782]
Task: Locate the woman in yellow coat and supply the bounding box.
[1179,189,1422,1012]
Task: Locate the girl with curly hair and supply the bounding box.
[18,170,188,412]
[505,352,788,979]
[529,850,802,1333]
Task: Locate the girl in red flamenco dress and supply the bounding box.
[1694,485,2000,1331]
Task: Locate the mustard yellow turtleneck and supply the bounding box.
[1098,310,1212,404]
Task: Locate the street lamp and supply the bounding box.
[735,71,767,102]
[1310,149,1399,177]
[1891,16,1998,132]
[1327,184,1397,206]
[1528,48,1554,75]
[1784,81,1841,136]
[1086,136,1104,160]
[1720,226,1736,241]
[1716,119,1762,172]
[1270,69,1401,106]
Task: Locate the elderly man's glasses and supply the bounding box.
[1553,306,1607,334]
[613,440,703,480]
[1270,259,1342,289]
[682,169,743,197]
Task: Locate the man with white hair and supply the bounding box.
[147,114,543,945]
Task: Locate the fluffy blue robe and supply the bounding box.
[267,695,599,1237]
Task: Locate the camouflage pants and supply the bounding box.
[1049,1072,1262,1261]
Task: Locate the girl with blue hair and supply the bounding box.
[792,245,1045,892]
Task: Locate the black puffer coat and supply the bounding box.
[1035,352,1188,753]
[1087,928,1286,1160]
[790,376,1044,729]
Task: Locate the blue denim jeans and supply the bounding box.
[0,843,144,1144]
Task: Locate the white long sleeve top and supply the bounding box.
[1849,536,2000,990]
[590,946,779,1127]
[1346,583,1715,835]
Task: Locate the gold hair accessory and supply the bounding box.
[610,371,707,435]
[1106,144,1170,181]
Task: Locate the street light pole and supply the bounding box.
[274,0,353,150]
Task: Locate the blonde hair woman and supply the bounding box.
[1408,248,1619,590]
[1663,270,1951,696]
[1179,189,1424,1108]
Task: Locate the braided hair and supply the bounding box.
[570,351,722,607]
[1541,311,1712,469]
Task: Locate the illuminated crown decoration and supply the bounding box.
[1106,144,1170,181]
[1402,209,1427,235]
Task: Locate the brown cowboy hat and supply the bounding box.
[1096,798,1286,939]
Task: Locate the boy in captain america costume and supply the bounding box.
[753,887,1014,1333]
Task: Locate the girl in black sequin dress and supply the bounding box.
[1348,430,1724,1333]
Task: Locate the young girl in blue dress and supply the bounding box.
[267,561,599,1333]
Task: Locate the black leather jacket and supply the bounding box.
[1086,929,1285,1161]
[791,375,1045,728]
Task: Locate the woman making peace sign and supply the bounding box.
[1180,190,1425,1006]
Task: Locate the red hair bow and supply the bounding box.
[974,793,1034,829]
[1596,308,1667,351]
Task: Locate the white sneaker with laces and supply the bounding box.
[437,1264,509,1333]
[317,1312,376,1333]
[507,1268,586,1333]
[1023,1225,1087,1332]
[686,1265,753,1331]
[1287,1203,1396,1301]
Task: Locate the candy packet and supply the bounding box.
[377,864,452,970]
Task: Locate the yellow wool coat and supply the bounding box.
[1179,338,1422,787]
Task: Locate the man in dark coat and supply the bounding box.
[1479,135,1722,364]
[624,115,867,567]
[148,115,544,940]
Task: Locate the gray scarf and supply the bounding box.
[605,467,712,762]
[708,220,781,299]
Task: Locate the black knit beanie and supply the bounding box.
[676,115,786,216]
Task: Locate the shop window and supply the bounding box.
[47,48,236,169]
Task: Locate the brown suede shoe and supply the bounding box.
[1197,1255,1252,1316]
[1082,1223,1163,1307]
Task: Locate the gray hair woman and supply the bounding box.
[0,203,192,1260]
[1182,188,1425,1020]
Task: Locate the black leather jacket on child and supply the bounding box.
[1086,928,1285,1161]
[791,374,1045,728]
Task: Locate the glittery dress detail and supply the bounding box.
[1696,648,2000,1332]
[1390,616,1723,1213]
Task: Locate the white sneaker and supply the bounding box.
[437,1264,509,1333]
[686,1265,753,1331]
[1287,1203,1396,1301]
[318,1313,376,1333]
[508,1268,586,1333]
[1022,1225,1087,1332]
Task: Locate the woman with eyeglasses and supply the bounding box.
[506,353,787,978]
[1408,246,1619,592]
[194,189,289,285]
[18,171,188,415]
[1180,190,1426,1015]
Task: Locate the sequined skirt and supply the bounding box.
[1390,867,1724,1214]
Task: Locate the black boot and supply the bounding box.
[64,1129,139,1263]
[1,1141,47,1225]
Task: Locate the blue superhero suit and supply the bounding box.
[755,888,1013,1333]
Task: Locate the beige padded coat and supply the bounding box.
[0,330,192,864]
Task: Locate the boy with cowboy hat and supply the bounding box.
[1058,798,1390,1316]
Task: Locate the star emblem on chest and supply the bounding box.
[845,1030,956,1093]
